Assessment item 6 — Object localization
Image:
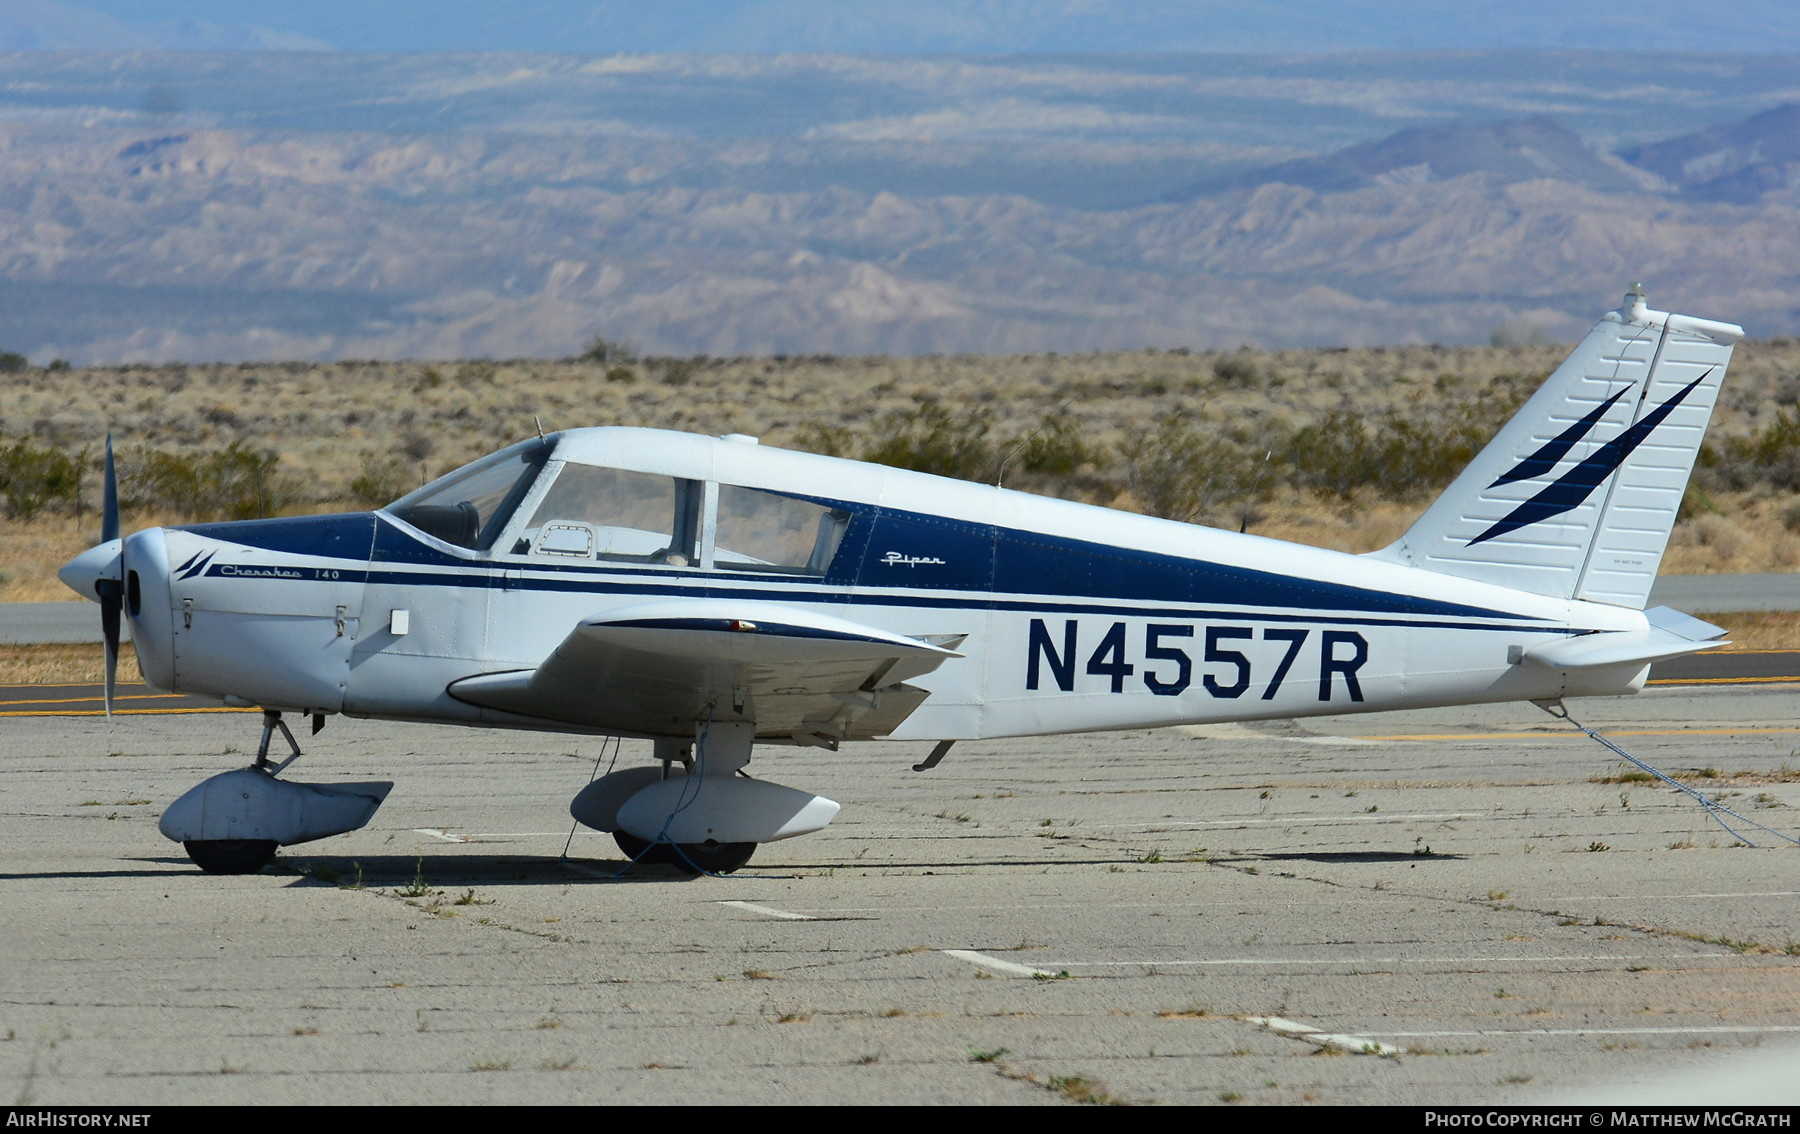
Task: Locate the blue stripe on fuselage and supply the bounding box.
[180,513,379,564]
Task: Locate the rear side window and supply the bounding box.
[712,486,847,574]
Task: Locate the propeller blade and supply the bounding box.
[58,434,127,717]
[101,586,119,719]
[101,434,118,544]
[100,433,121,716]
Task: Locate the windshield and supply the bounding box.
[385,437,553,550]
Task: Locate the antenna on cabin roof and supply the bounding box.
[534,416,546,441]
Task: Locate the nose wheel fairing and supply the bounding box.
[159,768,393,850]
[160,711,392,874]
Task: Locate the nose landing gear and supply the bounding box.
[161,711,393,875]
[184,838,281,875]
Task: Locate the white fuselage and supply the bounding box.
[121,428,1646,744]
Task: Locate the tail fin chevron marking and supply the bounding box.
[1486,386,1632,489]
[1366,289,1742,609]
[1469,371,1708,546]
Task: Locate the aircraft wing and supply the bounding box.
[447,599,965,745]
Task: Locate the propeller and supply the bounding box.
[97,436,121,716]
[59,435,123,717]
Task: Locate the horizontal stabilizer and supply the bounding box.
[1522,606,1727,671]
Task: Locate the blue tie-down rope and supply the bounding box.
[640,710,714,876]
[564,710,792,878]
[1538,701,1800,848]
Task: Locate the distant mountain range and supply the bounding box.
[1175,118,1666,199]
[1624,103,1800,202]
[1,50,1799,365]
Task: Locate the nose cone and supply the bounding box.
[59,538,123,602]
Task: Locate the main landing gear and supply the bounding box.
[571,724,840,876]
[611,831,758,876]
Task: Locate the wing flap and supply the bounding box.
[449,599,962,741]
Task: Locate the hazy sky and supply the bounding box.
[13,0,1800,54]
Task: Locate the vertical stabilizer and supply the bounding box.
[1368,288,1742,608]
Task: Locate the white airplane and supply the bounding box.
[59,287,1742,876]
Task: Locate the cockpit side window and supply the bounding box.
[385,439,551,551]
[517,464,699,566]
[712,486,848,575]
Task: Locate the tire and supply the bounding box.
[184,839,278,875]
[612,830,675,864]
[668,841,756,876]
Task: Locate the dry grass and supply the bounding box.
[1688,611,1800,652]
[6,513,92,602]
[0,642,144,686]
[5,510,189,602]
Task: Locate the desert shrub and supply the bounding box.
[1127,415,1259,523]
[1212,355,1258,387]
[1372,400,1499,496]
[1681,483,1720,521]
[1682,513,1746,558]
[581,334,635,365]
[862,403,997,481]
[1014,414,1098,477]
[0,351,28,374]
[349,455,417,507]
[1704,403,1800,492]
[455,361,496,385]
[652,357,701,386]
[792,421,851,458]
[1284,409,1375,500]
[0,436,86,519]
[401,433,434,462]
[1774,535,1800,568]
[1284,384,1522,501]
[124,442,297,521]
